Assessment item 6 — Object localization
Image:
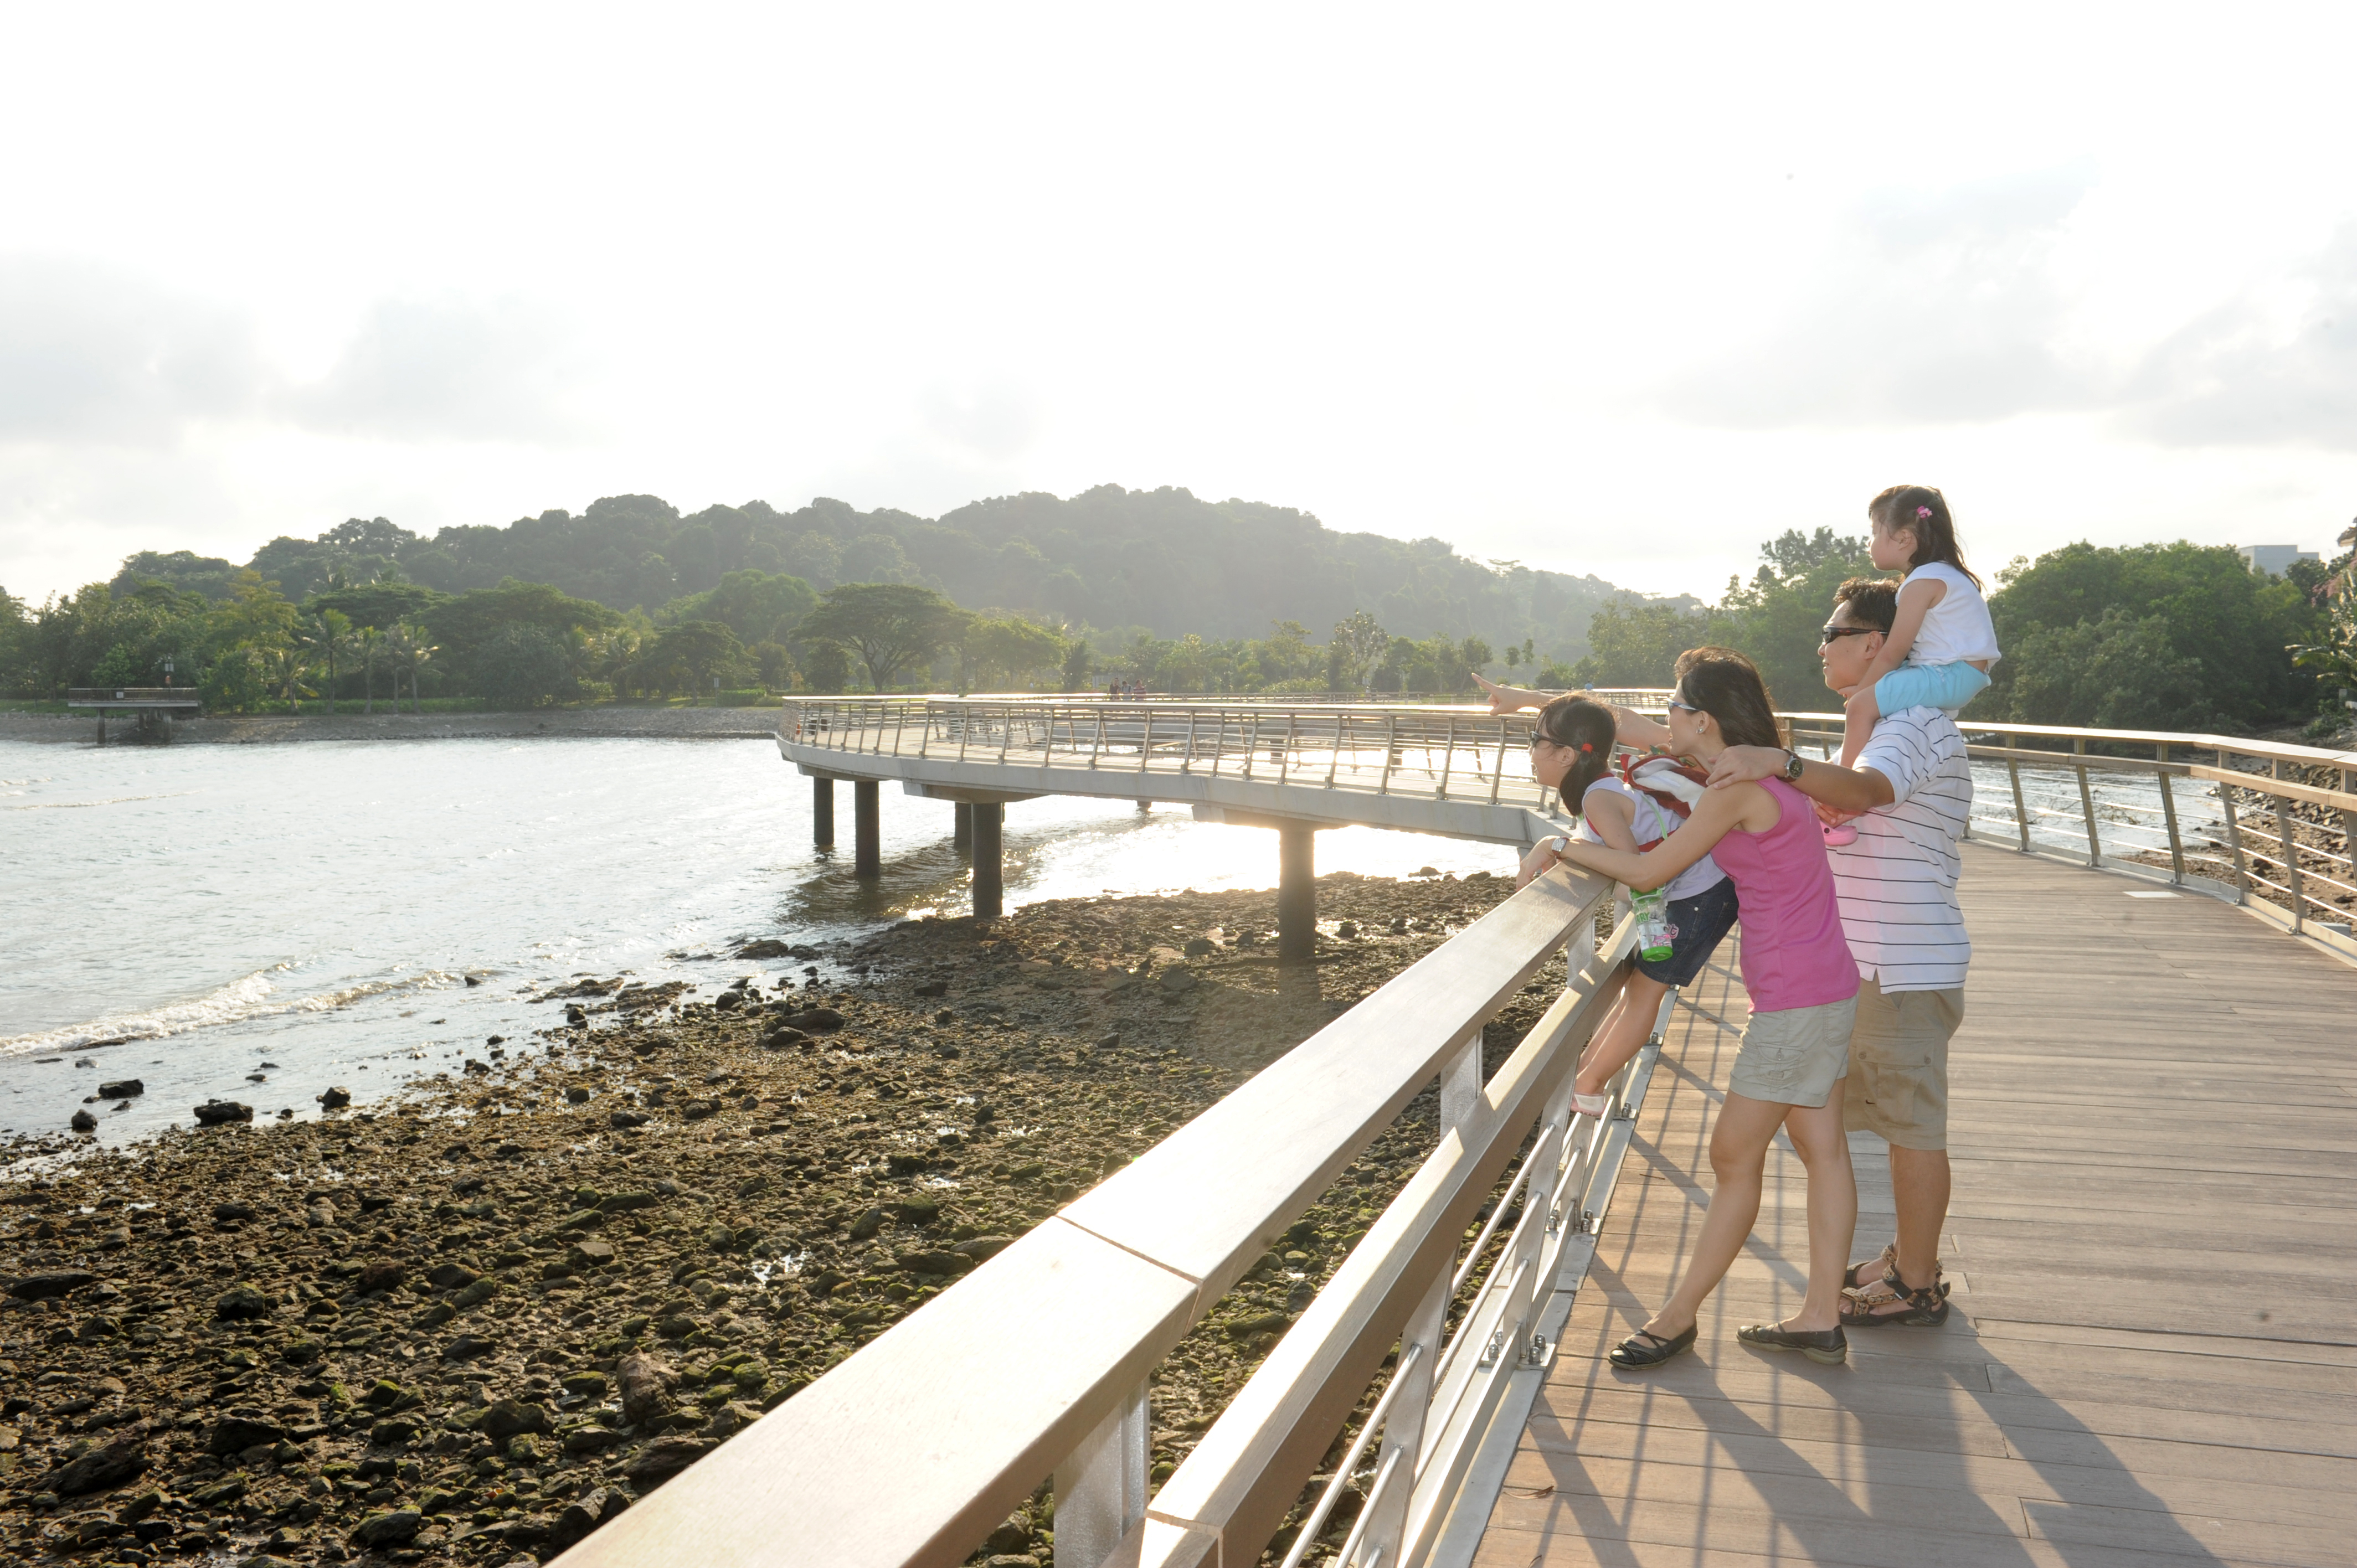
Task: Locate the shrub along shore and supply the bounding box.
[0,871,1552,1567]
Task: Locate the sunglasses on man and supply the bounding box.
[1820,623,1877,645]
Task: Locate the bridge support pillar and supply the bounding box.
[854,781,881,878]
[95,713,106,747]
[1278,821,1316,963]
[812,778,834,847]
[953,801,972,852]
[972,803,1004,919]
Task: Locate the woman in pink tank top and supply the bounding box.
[1541,648,1861,1368]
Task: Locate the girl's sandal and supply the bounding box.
[1607,1323,1696,1368]
[1573,1092,1611,1118]
[1840,1267,1951,1328]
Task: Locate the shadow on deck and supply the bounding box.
[1478,843,2357,1568]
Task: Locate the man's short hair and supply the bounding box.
[1835,576,1903,634]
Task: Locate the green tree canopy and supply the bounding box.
[797,583,970,690]
[1981,541,2322,729]
[660,569,820,647]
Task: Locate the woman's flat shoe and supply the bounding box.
[1573,1092,1611,1118]
[1736,1322,1848,1364]
[1821,822,1860,847]
[1608,1323,1696,1368]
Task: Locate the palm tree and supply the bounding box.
[263,644,314,713]
[355,626,385,714]
[384,621,438,714]
[300,609,357,715]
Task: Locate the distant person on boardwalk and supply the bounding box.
[1510,694,1739,1119]
[1503,650,1862,1368]
[1704,575,1972,1328]
[1822,486,1998,844]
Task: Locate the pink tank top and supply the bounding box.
[1703,777,1860,1013]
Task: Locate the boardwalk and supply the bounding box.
[1476,844,2357,1567]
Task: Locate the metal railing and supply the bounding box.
[1777,715,2357,953]
[781,694,2356,951]
[780,695,1653,811]
[555,866,1663,1568]
[64,686,202,706]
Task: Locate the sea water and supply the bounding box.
[0,736,1504,1144]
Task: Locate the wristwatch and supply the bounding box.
[1781,749,1805,782]
[1543,834,1571,855]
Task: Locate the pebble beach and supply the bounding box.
[0,869,1558,1567]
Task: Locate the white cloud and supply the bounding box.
[0,256,269,445]
[287,294,591,443]
[1662,166,2104,430]
[2128,223,2357,451]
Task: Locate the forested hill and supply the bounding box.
[111,485,1671,662]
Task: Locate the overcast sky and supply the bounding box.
[5,4,2354,607]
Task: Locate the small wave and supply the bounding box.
[0,965,467,1056]
[5,792,188,811]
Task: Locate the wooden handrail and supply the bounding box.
[554,864,1615,1568]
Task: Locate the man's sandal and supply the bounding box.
[1845,1242,1951,1298]
[1840,1266,1951,1328]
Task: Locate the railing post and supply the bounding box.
[2276,795,2305,933]
[1325,713,1342,787]
[1089,709,1105,769]
[1181,708,1197,772]
[1437,716,1457,800]
[2073,736,2100,866]
[1243,715,1259,781]
[2006,733,2030,851]
[1001,704,1015,762]
[2158,771,2185,884]
[893,703,908,756]
[1277,713,1297,783]
[1052,1379,1149,1568]
[1378,714,1398,796]
[2219,775,2251,904]
[1488,717,1506,805]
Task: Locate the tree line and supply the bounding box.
[5,513,2346,733]
[1572,527,2351,735]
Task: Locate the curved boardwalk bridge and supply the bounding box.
[559,698,2355,1568]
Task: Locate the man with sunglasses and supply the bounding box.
[1703,575,1973,1329]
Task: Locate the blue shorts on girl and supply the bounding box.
[1576,776,1738,988]
[1874,659,1990,716]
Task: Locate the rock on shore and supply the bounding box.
[0,871,1555,1565]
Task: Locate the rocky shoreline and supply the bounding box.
[0,708,780,747]
[0,870,1551,1567]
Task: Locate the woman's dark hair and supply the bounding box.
[1868,484,1981,590]
[1670,647,1782,750]
[1534,695,1617,813]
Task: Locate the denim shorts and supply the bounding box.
[1633,876,1739,988]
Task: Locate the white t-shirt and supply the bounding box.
[1577,777,1728,902]
[1830,706,1973,992]
[1905,562,2001,668]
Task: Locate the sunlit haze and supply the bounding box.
[6,4,2354,606]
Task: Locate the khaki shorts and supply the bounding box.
[1843,977,1964,1151]
[1728,993,1857,1108]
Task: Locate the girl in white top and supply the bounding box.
[1834,486,2000,791]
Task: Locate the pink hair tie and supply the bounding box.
[1915,504,1932,519]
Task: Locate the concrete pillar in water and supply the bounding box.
[812,778,835,848]
[1278,822,1316,963]
[854,781,881,878]
[96,713,107,747]
[953,801,972,852]
[972,803,1005,919]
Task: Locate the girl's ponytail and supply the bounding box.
[1536,695,1619,813]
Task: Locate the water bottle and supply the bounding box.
[1631,886,1675,962]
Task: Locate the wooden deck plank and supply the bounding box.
[1476,843,2357,1566]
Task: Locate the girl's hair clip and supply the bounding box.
[1915,504,1933,519]
[1578,741,1593,752]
